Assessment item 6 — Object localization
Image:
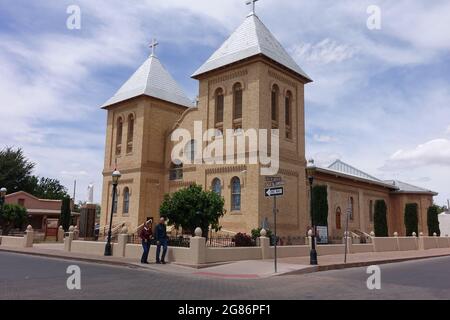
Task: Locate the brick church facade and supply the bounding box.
[100,8,437,240]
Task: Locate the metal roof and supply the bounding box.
[328,160,382,183]
[102,55,194,109]
[311,159,437,195]
[192,14,312,81]
[311,161,398,190]
[384,180,438,195]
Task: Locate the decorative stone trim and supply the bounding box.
[268,69,296,88]
[205,165,247,175]
[183,166,197,173]
[209,69,248,86]
[278,168,299,177]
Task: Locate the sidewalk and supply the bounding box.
[277,247,450,274]
[2,243,450,279]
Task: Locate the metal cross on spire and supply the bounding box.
[246,0,259,16]
[149,38,159,57]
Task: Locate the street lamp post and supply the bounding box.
[306,167,318,265]
[104,170,121,256]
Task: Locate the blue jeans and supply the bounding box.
[141,240,150,263]
[156,239,168,262]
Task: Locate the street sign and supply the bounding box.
[264,176,285,188]
[265,187,284,197]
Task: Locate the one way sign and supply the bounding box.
[265,187,284,197]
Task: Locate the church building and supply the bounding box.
[100,4,437,241]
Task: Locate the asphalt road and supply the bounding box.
[1,251,449,300]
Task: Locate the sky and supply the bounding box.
[0,0,449,205]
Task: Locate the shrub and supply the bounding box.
[374,200,388,237]
[0,203,27,235]
[427,205,440,236]
[404,203,419,236]
[232,233,254,247]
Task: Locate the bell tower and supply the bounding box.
[190,6,313,236]
[100,41,193,232]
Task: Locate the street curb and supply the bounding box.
[279,253,450,276]
[0,248,147,270]
[3,248,450,278]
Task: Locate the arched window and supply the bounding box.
[349,197,354,221]
[123,187,130,215]
[231,177,241,211]
[271,85,279,129]
[212,178,222,196]
[369,200,374,223]
[112,187,118,214]
[169,161,183,181]
[215,88,224,126]
[115,117,123,155]
[126,114,134,154]
[336,207,342,230]
[233,83,243,121]
[184,140,196,164]
[285,91,292,139]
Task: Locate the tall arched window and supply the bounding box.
[271,85,279,129]
[115,117,123,155]
[123,187,130,215]
[212,178,222,196]
[215,88,224,127]
[233,83,243,121]
[349,197,354,221]
[336,207,342,230]
[231,177,241,211]
[126,114,134,154]
[184,140,196,164]
[285,91,292,139]
[112,187,118,214]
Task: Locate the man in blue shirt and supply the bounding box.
[155,217,168,264]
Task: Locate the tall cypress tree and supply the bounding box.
[60,196,72,231]
[404,203,419,236]
[427,205,440,236]
[312,185,328,226]
[374,200,388,237]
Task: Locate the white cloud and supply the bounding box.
[446,125,450,135]
[291,39,358,65]
[383,139,450,170]
[313,134,337,143]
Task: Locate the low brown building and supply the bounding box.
[310,160,437,240]
[4,191,79,231]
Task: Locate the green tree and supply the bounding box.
[404,203,419,236]
[0,147,69,200]
[60,196,72,231]
[374,200,388,237]
[427,205,440,236]
[0,204,27,235]
[312,185,328,226]
[33,177,69,200]
[0,147,35,194]
[160,184,225,238]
